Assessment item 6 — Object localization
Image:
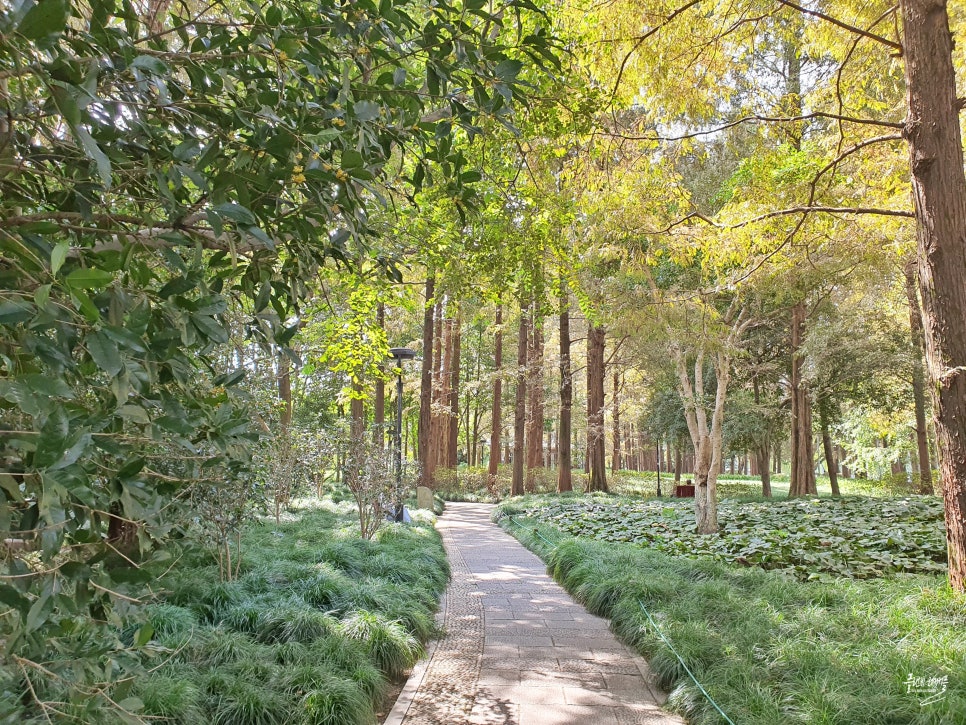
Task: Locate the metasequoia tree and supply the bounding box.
[903,259,933,492]
[512,310,530,495]
[899,0,966,589]
[586,323,609,492]
[488,304,504,481]
[557,281,574,491]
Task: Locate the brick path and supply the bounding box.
[387,502,686,725]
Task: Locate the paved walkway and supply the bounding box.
[387,502,685,725]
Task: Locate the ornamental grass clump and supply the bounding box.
[339,610,422,679]
[136,672,204,723]
[135,498,448,724]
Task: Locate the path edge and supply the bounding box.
[382,533,450,724]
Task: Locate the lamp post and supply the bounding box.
[389,347,416,521]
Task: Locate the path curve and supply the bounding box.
[386,502,685,725]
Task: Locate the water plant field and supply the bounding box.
[505,493,947,579]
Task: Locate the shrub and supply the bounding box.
[338,610,422,679]
[302,678,372,725]
[137,672,204,723]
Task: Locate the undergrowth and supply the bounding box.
[505,493,947,579]
[133,500,448,725]
[496,502,965,725]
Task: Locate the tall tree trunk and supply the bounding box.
[819,405,840,497]
[417,276,436,487]
[436,315,452,470]
[586,324,608,492]
[277,351,293,435]
[350,388,365,441]
[904,258,934,493]
[374,303,385,448]
[900,0,966,590]
[488,305,504,481]
[611,369,622,472]
[448,310,461,468]
[526,306,544,489]
[789,301,817,495]
[512,312,529,497]
[557,289,573,492]
[674,444,682,484]
[757,447,772,497]
[752,379,771,496]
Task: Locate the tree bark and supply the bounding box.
[558,289,573,492]
[512,312,529,496]
[611,369,622,472]
[374,303,385,448]
[488,305,504,480]
[277,351,293,435]
[756,447,772,497]
[586,324,608,492]
[526,306,544,489]
[436,315,452,470]
[904,258,934,493]
[789,301,817,496]
[417,276,436,487]
[900,0,966,590]
[449,310,461,468]
[819,409,840,496]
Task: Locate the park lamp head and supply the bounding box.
[388,347,417,361]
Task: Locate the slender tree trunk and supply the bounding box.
[901,0,966,590]
[819,407,840,496]
[611,369,622,472]
[789,301,817,496]
[586,324,608,492]
[449,310,461,468]
[350,389,365,441]
[374,303,386,448]
[757,447,772,497]
[674,444,682,483]
[437,316,452,469]
[752,379,771,496]
[488,305,504,481]
[904,258,934,493]
[526,307,544,489]
[277,352,293,435]
[417,276,436,487]
[512,312,529,496]
[558,289,573,492]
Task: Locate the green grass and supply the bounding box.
[497,500,966,725]
[132,498,448,725]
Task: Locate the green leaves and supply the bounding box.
[87,331,123,376]
[16,0,69,43]
[66,268,114,289]
[522,495,948,580]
